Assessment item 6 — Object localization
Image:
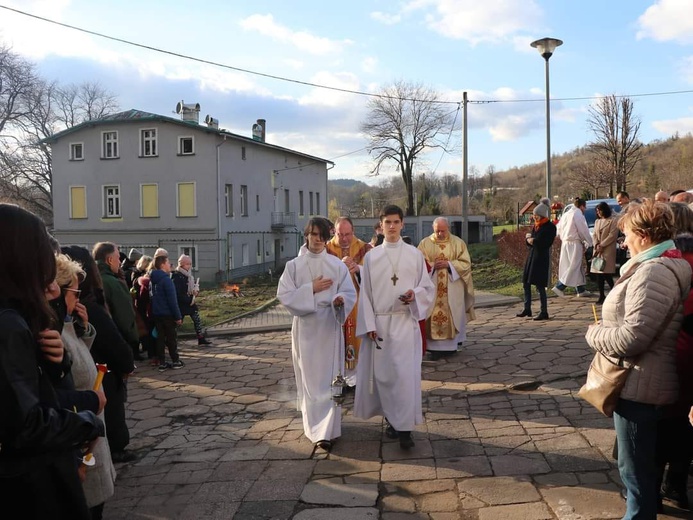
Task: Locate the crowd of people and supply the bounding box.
[2,186,692,518]
[0,202,214,518]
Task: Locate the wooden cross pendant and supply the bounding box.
[391,273,399,285]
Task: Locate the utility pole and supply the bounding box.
[461,92,469,243]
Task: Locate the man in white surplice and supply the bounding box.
[354,205,436,450]
[277,217,357,452]
[552,198,593,298]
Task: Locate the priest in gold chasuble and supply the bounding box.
[326,217,372,387]
[417,217,476,355]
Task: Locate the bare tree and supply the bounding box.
[360,80,456,215]
[566,156,612,199]
[587,95,643,194]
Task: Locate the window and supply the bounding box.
[103,185,120,217]
[178,136,194,155]
[69,186,87,218]
[316,192,321,215]
[299,190,304,216]
[177,182,196,217]
[242,243,249,266]
[309,191,314,215]
[70,143,84,161]
[240,185,248,216]
[140,128,157,157]
[140,184,159,217]
[284,189,290,212]
[178,245,198,271]
[256,194,260,212]
[101,131,118,159]
[241,146,246,160]
[256,239,262,260]
[225,184,233,216]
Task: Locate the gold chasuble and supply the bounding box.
[417,234,476,340]
[326,237,372,369]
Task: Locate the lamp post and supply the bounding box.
[530,37,562,200]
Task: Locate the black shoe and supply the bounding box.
[516,310,532,318]
[111,450,137,463]
[596,296,605,305]
[315,440,332,451]
[385,423,398,439]
[427,351,442,361]
[533,312,549,321]
[197,337,212,346]
[399,432,414,450]
[662,486,690,510]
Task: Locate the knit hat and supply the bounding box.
[128,248,143,262]
[533,197,551,219]
[153,247,169,258]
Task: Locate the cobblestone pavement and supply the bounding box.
[103,294,691,519]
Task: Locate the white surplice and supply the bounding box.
[354,239,436,432]
[556,207,593,287]
[277,250,357,443]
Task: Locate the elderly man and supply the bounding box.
[672,191,693,204]
[417,217,475,360]
[326,216,372,388]
[655,190,669,203]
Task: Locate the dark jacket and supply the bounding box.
[171,271,196,315]
[83,298,135,453]
[97,261,138,347]
[522,220,557,287]
[150,270,182,320]
[0,303,103,519]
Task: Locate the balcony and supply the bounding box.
[271,211,296,229]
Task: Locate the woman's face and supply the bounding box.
[63,279,80,314]
[623,225,651,256]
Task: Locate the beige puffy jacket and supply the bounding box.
[585,256,692,405]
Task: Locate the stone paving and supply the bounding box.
[102,294,692,520]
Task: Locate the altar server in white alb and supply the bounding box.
[277,217,357,452]
[354,205,436,450]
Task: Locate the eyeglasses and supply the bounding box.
[63,288,81,297]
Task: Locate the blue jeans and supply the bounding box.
[554,281,586,294]
[614,398,661,520]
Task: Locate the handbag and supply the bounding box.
[590,255,605,272]
[577,352,629,417]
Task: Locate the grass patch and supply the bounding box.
[179,274,278,333]
[470,242,524,298]
[492,224,517,235]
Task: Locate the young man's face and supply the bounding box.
[381,214,403,243]
[306,226,326,254]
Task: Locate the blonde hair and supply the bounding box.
[55,253,85,288]
[618,199,676,243]
[136,255,152,271]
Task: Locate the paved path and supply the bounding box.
[103,293,691,520]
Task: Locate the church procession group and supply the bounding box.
[277,205,475,452]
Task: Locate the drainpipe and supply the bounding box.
[216,136,228,278]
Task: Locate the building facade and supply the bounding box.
[47,107,331,282]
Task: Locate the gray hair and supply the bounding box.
[433,217,449,227]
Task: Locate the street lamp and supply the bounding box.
[530,37,562,201]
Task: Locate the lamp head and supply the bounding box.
[531,37,563,60]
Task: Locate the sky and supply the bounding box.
[2,0,693,186]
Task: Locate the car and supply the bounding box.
[583,198,622,231]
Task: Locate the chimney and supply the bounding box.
[252,119,266,142]
[204,114,219,129]
[175,101,201,123]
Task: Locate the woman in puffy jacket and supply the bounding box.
[585,199,692,519]
[0,203,104,519]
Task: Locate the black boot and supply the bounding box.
[516,309,532,318]
[197,336,212,346]
[399,431,414,450]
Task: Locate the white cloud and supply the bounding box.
[410,0,543,44]
[679,55,693,83]
[297,71,363,108]
[370,11,401,25]
[636,0,693,43]
[361,56,378,73]
[652,116,693,135]
[239,14,350,56]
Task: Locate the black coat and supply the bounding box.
[83,299,135,453]
[0,303,103,519]
[522,221,557,287]
[171,271,196,315]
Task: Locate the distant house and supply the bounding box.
[46,103,332,282]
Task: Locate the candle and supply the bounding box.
[592,304,599,324]
[93,364,107,390]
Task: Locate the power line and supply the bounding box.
[2,4,692,106]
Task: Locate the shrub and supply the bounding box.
[497,227,561,284]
